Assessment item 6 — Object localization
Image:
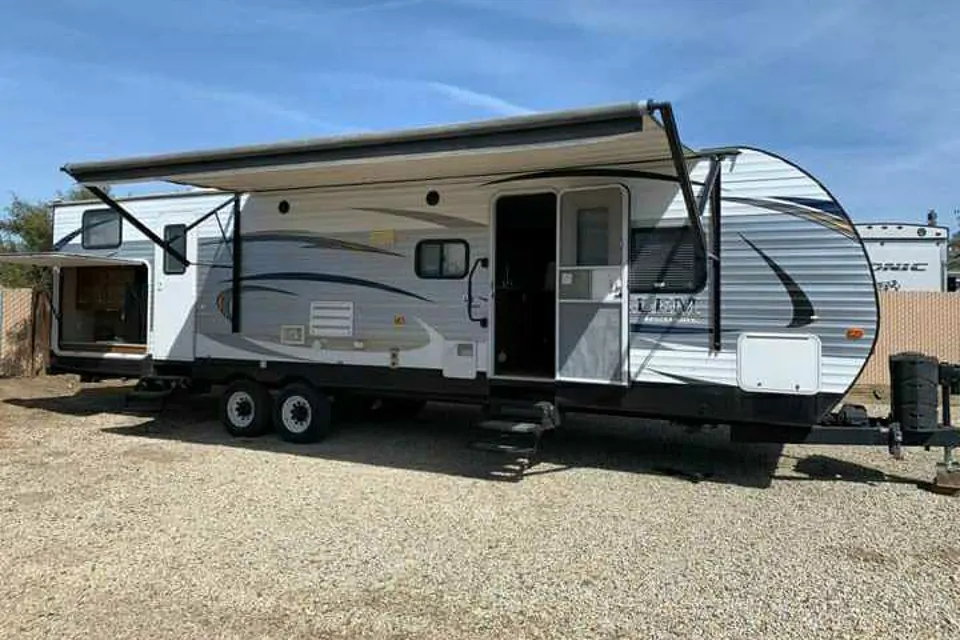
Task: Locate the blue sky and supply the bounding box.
[1,0,958,226]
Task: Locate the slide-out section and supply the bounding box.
[59,264,148,354]
[0,253,149,356]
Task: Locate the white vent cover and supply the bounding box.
[737,333,821,395]
[309,301,354,338]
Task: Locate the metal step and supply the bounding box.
[469,399,557,462]
[468,432,538,456]
[475,419,541,434]
[133,375,189,391]
[124,376,185,410]
[488,403,545,421]
[486,400,559,428]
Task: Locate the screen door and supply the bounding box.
[555,185,629,384]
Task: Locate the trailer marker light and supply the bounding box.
[846,327,864,340]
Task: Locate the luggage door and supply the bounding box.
[555,185,629,385]
[152,224,197,361]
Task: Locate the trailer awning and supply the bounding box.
[61,102,687,192]
[0,252,143,268]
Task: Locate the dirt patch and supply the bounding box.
[12,490,54,506]
[846,546,894,566]
[934,547,960,565]
[121,443,189,465]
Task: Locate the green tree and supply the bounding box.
[0,185,109,291]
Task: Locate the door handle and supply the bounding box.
[467,257,489,328]
[610,277,623,299]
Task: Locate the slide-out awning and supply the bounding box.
[0,252,143,268]
[60,102,689,193]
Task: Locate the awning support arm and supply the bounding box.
[185,196,236,233]
[84,185,190,267]
[647,101,707,255]
[231,194,242,333]
[709,159,722,352]
[646,101,727,352]
[696,158,722,218]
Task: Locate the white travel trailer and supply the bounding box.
[3,101,959,473]
[856,222,950,292]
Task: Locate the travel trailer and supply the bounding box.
[2,101,958,477]
[857,222,950,292]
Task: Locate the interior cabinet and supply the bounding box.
[75,267,136,311]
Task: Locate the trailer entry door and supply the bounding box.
[152,225,197,361]
[555,185,629,385]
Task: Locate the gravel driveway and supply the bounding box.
[0,375,958,639]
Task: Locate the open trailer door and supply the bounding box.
[0,251,149,357]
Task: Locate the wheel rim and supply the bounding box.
[281,395,312,434]
[227,391,255,428]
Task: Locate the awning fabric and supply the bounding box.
[61,102,686,193]
[0,252,143,268]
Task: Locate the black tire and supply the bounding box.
[274,383,332,444]
[220,379,272,437]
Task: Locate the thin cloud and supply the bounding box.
[299,71,535,117]
[128,0,428,36]
[0,52,346,131]
[425,82,534,116]
[445,0,709,40]
[329,0,428,16]
[657,0,870,101]
[109,70,352,132]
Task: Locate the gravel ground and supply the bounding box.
[0,375,959,639]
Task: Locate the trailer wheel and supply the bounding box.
[220,380,272,437]
[274,383,332,444]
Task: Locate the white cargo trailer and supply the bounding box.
[856,222,949,292]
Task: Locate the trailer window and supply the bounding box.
[629,225,706,294]
[163,224,187,275]
[415,239,469,279]
[81,208,121,250]
[576,207,612,266]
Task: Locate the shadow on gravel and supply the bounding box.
[5,387,918,490]
[4,385,133,416]
[776,453,923,488]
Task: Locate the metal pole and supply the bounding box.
[231,194,242,334]
[709,160,722,352]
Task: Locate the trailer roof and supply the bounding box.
[61,101,686,193]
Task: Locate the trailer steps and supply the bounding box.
[123,375,189,411]
[469,400,559,461]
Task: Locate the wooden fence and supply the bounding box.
[855,291,960,388]
[0,288,49,378]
